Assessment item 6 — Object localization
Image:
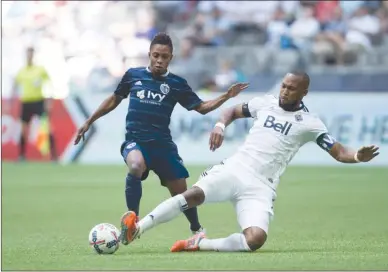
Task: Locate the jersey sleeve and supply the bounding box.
[176,81,203,111]
[245,96,266,118]
[309,118,338,152]
[114,69,132,99]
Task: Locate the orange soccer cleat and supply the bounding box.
[170,233,206,252]
[119,211,140,245]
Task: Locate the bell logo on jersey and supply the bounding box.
[263,115,292,135]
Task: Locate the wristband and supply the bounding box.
[215,122,225,131]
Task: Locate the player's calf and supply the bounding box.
[243,227,267,251]
[124,149,147,215]
[165,180,204,233]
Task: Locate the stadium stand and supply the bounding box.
[2,0,388,96]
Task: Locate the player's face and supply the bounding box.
[279,74,307,110]
[149,44,173,75]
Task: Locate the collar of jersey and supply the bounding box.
[294,101,305,112]
[146,66,169,77]
[279,99,305,112]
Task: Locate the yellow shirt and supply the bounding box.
[15,65,49,103]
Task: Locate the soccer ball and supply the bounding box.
[88,223,120,254]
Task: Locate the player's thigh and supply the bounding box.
[152,151,189,187]
[193,163,237,204]
[120,141,149,179]
[233,187,275,234]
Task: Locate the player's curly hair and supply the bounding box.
[150,32,173,53]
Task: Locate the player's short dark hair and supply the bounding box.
[289,71,310,88]
[150,32,173,53]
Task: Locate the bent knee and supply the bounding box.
[183,186,206,207]
[243,227,267,251]
[128,161,146,177]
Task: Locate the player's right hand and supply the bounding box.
[209,126,224,151]
[74,123,90,145]
[226,82,249,98]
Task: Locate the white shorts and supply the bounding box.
[193,162,276,234]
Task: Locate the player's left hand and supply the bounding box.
[74,122,90,145]
[226,83,249,98]
[356,145,379,162]
[209,126,224,151]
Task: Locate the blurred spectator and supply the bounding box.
[266,7,293,49]
[153,1,192,30]
[169,37,203,75]
[376,2,388,34]
[339,0,364,18]
[134,8,159,41]
[289,5,320,50]
[313,6,347,65]
[198,79,219,93]
[315,0,339,25]
[214,60,246,90]
[345,4,381,51]
[192,6,231,46]
[87,61,119,93]
[362,0,382,12]
[2,0,388,98]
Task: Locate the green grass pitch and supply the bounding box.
[2,162,388,270]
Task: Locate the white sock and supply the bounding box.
[199,233,251,252]
[138,194,188,234]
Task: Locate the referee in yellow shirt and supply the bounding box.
[11,47,57,161]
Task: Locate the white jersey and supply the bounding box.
[225,94,329,190]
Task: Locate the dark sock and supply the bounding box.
[49,133,57,160]
[183,207,202,232]
[20,136,26,158]
[125,173,142,215]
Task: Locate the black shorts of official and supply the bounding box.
[21,100,45,123]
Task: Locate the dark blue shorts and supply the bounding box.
[120,140,189,186]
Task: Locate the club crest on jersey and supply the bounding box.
[160,83,170,95]
[295,113,303,122]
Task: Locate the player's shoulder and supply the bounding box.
[125,67,145,76]
[297,102,325,127]
[166,71,189,85]
[251,94,277,105]
[247,94,276,112]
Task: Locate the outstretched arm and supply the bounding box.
[194,83,249,115]
[86,94,123,124]
[75,69,132,145]
[316,133,379,163]
[74,94,123,144]
[209,103,251,151]
[329,143,379,163]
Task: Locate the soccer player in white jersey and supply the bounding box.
[119,71,380,252]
